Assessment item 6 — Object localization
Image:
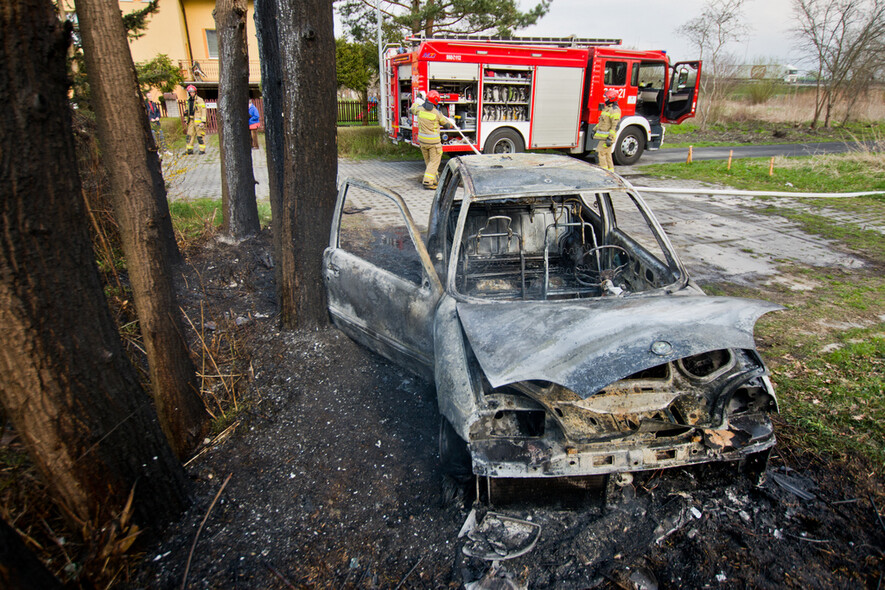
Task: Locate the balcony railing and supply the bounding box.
[178,59,262,83]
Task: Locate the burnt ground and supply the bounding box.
[128,228,885,590]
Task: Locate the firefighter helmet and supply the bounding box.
[186,85,197,93]
[426,90,441,105]
[604,89,619,103]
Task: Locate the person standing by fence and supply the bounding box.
[248,100,261,149]
[185,85,206,155]
[145,98,171,157]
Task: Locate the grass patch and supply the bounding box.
[170,198,272,241]
[662,120,885,148]
[337,126,423,160]
[642,151,885,193]
[775,328,885,472]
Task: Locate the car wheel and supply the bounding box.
[613,126,646,166]
[439,417,472,481]
[483,128,525,154]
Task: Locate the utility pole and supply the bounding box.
[376,0,386,129]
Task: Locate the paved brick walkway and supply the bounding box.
[164,146,870,285]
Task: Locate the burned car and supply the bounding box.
[324,154,780,482]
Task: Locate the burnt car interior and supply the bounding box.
[449,192,679,300]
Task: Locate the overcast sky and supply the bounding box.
[517,0,801,66]
[334,0,806,68]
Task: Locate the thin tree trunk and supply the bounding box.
[255,0,337,329]
[0,518,63,589]
[0,0,190,527]
[254,0,285,278]
[216,0,260,238]
[75,0,208,458]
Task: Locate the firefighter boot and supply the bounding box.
[186,135,194,155]
[197,136,206,155]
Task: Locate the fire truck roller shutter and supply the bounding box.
[612,117,651,166]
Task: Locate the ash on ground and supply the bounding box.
[134,230,884,589]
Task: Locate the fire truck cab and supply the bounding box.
[384,36,701,165]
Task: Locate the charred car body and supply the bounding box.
[324,154,780,482]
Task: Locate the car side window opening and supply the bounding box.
[604,61,628,86]
[604,190,680,289]
[337,183,425,286]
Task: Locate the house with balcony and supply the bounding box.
[65,0,262,109]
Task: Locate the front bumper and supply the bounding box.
[469,415,775,478]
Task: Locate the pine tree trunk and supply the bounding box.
[216,0,260,238]
[254,0,338,329]
[0,0,190,526]
[75,0,208,458]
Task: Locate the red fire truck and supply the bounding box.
[384,36,701,165]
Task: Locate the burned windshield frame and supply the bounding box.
[447,191,684,301]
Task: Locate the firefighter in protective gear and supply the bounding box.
[594,89,621,171]
[409,90,453,190]
[185,85,207,155]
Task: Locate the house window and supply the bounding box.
[205,29,218,58]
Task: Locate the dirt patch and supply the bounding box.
[130,230,884,589]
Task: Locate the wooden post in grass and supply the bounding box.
[727,150,733,170]
[687,146,693,164]
[769,157,775,176]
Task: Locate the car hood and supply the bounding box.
[456,295,782,399]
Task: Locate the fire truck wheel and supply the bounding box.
[483,128,525,154]
[613,126,646,166]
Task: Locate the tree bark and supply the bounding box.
[76,0,208,458]
[0,518,63,589]
[215,0,260,238]
[0,0,190,526]
[254,0,285,279]
[254,0,338,329]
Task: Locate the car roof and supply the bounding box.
[455,154,629,199]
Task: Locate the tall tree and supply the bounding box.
[676,0,748,128]
[792,0,885,127]
[338,0,551,42]
[215,0,261,238]
[0,0,190,527]
[255,0,338,328]
[75,0,209,457]
[336,38,377,125]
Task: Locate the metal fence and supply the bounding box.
[338,100,378,124]
[177,98,264,134]
[173,98,378,132]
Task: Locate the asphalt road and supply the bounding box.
[640,140,865,164]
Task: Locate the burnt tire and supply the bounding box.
[613,126,646,166]
[439,417,472,481]
[482,128,525,154]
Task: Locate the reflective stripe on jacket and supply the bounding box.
[410,102,448,145]
[187,96,207,124]
[593,104,621,139]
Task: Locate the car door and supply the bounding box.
[323,178,444,379]
[662,61,702,123]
